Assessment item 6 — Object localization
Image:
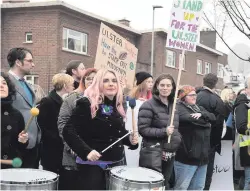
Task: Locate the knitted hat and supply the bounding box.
[135,72,152,85]
[178,85,195,100]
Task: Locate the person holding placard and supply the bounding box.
[174,85,215,190]
[233,77,250,190]
[63,69,138,190]
[138,74,181,189]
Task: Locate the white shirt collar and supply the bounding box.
[8,70,21,81]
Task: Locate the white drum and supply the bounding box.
[108,166,165,190]
[0,168,58,190]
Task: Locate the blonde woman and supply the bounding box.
[37,73,74,174]
[221,88,235,140]
[63,69,138,190]
[125,71,153,167]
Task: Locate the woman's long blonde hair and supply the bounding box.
[84,69,125,118]
[220,88,234,102]
[129,79,152,100]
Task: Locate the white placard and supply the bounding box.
[210,140,234,190]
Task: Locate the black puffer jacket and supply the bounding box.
[233,94,250,167]
[176,101,216,166]
[138,95,181,152]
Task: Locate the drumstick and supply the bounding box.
[129,98,137,133]
[0,157,22,168]
[23,107,39,133]
[101,131,132,153]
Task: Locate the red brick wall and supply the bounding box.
[1,8,60,92]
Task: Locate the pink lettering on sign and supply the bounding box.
[168,39,195,51]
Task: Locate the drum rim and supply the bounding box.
[110,166,164,183]
[0,168,58,184]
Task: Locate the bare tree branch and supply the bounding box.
[232,1,250,31]
[244,0,250,9]
[220,1,250,39]
[203,12,250,62]
[239,2,250,19]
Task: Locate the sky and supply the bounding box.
[27,0,250,55]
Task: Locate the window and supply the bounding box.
[25,32,32,43]
[205,62,212,74]
[24,75,38,85]
[179,54,185,70]
[63,28,88,54]
[197,59,202,74]
[217,63,224,78]
[166,50,176,67]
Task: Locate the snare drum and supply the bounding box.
[0,168,58,190]
[109,166,165,190]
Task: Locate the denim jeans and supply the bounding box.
[244,167,250,190]
[174,161,208,190]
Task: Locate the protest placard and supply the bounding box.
[94,23,138,89]
[166,0,204,51]
[167,0,204,143]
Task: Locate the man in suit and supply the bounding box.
[7,47,41,168]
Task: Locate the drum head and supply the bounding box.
[110,166,163,183]
[0,168,58,184]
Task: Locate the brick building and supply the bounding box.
[1,0,227,93]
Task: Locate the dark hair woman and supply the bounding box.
[138,73,181,189]
[1,72,29,169]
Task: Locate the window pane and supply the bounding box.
[63,28,67,48]
[166,50,175,67]
[68,29,81,40]
[82,34,87,53]
[68,38,81,52]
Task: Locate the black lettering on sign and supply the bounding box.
[107,61,126,76]
[213,165,230,173]
[102,28,123,47]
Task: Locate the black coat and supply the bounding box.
[37,90,63,172]
[63,96,138,162]
[233,94,250,167]
[138,95,181,152]
[1,102,28,169]
[196,88,226,154]
[176,102,216,166]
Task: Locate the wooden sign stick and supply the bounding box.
[168,50,185,143]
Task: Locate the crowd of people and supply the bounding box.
[1,47,250,190]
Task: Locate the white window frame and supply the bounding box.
[25,32,32,43]
[63,27,88,55]
[179,54,185,70]
[197,59,203,74]
[166,50,176,68]
[217,63,224,78]
[24,75,38,85]
[205,62,212,74]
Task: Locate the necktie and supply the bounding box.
[19,78,33,105]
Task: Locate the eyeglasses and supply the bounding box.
[186,94,197,97]
[23,59,34,63]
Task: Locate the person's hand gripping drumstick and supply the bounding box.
[128,98,139,145]
[23,107,39,133]
[0,157,22,168]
